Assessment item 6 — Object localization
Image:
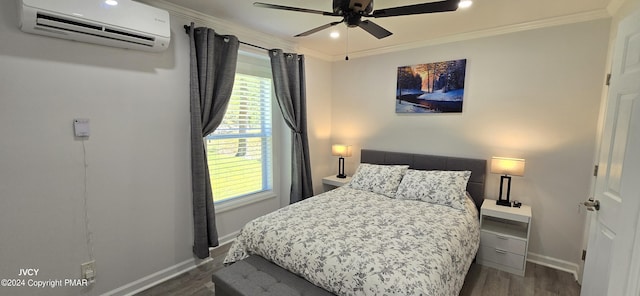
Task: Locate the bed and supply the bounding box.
[221,149,486,296]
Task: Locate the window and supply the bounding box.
[205,52,274,204]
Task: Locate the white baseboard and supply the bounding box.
[101,257,211,296]
[102,234,238,296]
[217,230,239,246]
[527,252,580,281]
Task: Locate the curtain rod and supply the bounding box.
[183,25,269,52]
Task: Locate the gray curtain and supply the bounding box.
[269,49,314,203]
[188,24,239,259]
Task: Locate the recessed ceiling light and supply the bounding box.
[105,0,118,6]
[458,0,472,9]
[330,31,340,39]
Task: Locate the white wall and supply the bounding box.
[0,1,314,295]
[330,19,611,269]
[304,56,334,194]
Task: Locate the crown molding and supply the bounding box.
[606,0,626,15]
[295,46,334,62]
[138,0,296,53]
[137,1,611,63]
[327,9,612,61]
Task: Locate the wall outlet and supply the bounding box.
[81,260,96,283]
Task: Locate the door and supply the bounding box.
[581,10,640,296]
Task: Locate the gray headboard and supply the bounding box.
[360,149,486,211]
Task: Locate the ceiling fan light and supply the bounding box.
[459,0,473,9]
[330,31,340,39]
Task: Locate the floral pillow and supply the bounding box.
[347,163,409,197]
[395,170,471,210]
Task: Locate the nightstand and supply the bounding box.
[477,199,532,276]
[322,175,352,188]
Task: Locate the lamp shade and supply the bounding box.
[490,157,525,176]
[331,144,352,157]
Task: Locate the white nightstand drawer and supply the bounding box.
[479,200,531,276]
[478,245,525,271]
[480,230,527,255]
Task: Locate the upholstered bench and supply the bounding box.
[212,255,335,296]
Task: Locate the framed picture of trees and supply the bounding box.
[396,59,467,113]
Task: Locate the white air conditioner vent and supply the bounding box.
[35,13,156,47]
[19,0,170,52]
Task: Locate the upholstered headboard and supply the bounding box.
[360,149,486,211]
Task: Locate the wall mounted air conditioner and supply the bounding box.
[18,0,171,52]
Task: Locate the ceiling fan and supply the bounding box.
[253,0,461,39]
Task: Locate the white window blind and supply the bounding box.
[205,72,273,203]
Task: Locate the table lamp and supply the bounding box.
[490,157,526,207]
[332,144,352,178]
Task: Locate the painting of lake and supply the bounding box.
[396,59,467,113]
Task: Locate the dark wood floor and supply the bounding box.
[135,245,581,296]
[134,244,229,296]
[459,262,581,296]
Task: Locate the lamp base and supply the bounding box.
[496,199,512,207]
[496,175,512,207]
[336,156,346,179]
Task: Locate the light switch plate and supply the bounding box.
[73,119,90,137]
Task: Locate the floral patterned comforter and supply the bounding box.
[224,187,480,296]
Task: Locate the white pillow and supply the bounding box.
[395,170,471,210]
[347,163,409,197]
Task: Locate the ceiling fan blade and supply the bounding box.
[371,0,459,18]
[254,2,338,16]
[295,21,344,37]
[358,20,393,39]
